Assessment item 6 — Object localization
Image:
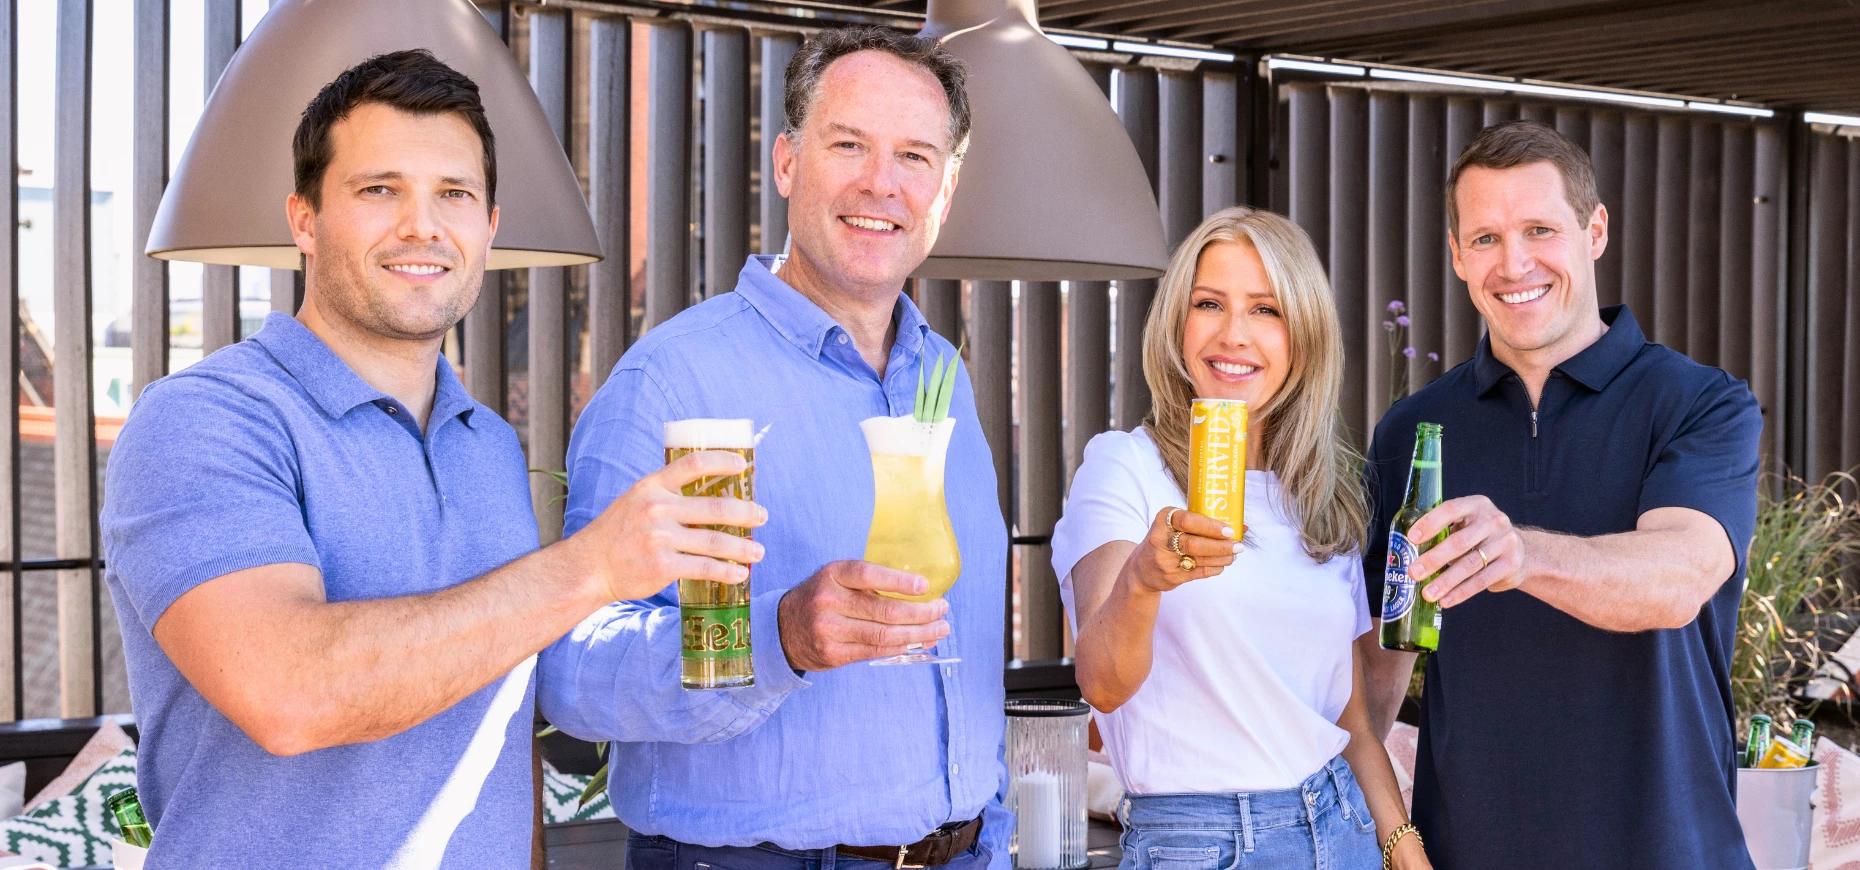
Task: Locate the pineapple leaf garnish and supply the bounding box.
[911,342,964,424]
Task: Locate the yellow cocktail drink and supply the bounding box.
[866,451,962,602]
[861,415,962,665]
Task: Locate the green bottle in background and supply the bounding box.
[106,786,152,848]
[1746,715,1774,768]
[1793,718,1816,751]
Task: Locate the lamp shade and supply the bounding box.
[915,0,1167,281]
[146,0,599,270]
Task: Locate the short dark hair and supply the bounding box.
[1446,120,1598,237]
[293,49,496,213]
[783,26,971,161]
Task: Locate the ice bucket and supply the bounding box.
[1737,763,1818,870]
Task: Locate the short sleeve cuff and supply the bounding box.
[1637,494,1749,579]
[129,544,322,626]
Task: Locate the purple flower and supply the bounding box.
[1395,315,1411,327]
[1382,320,1395,330]
[1387,300,1406,315]
[1427,352,1439,362]
[1402,346,1417,359]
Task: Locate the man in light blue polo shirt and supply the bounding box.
[539,27,1010,870]
[101,50,764,868]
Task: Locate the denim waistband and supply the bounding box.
[1117,755,1359,849]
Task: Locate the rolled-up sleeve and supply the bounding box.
[1636,373,1763,582]
[537,366,808,744]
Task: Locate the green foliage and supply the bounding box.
[536,724,612,809]
[1735,470,1860,731]
[579,748,610,810]
[529,468,570,505]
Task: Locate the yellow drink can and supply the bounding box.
[1757,735,1811,769]
[1189,398,1247,534]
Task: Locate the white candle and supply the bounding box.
[1015,770,1064,870]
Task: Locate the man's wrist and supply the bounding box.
[1512,527,1556,592]
[549,532,616,612]
[775,586,808,673]
[756,587,812,686]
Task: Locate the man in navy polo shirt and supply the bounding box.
[1359,120,1761,868]
[101,51,765,868]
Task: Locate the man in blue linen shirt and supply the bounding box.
[101,51,764,868]
[538,27,1011,870]
[1358,121,1760,868]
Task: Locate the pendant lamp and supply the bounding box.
[915,0,1167,281]
[146,0,599,270]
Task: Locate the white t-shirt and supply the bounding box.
[1050,428,1372,794]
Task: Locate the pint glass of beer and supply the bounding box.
[1188,399,1247,536]
[664,418,756,689]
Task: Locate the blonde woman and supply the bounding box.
[1051,208,1429,870]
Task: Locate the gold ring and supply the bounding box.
[1476,546,1491,569]
[1169,530,1185,557]
[1180,556,1196,571]
[1166,509,1183,533]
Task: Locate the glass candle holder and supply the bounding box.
[1006,699,1090,870]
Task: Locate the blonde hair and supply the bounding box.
[1140,207,1366,561]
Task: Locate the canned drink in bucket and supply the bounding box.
[1189,399,1247,536]
[1758,735,1811,770]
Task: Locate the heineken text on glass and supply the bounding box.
[664,419,757,689]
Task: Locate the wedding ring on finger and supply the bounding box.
[1476,546,1491,570]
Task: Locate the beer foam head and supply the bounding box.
[664,418,755,449]
[860,414,956,456]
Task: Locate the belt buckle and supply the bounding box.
[895,846,926,870]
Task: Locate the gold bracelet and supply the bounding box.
[1381,823,1421,870]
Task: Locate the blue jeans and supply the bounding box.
[626,832,995,870]
[1117,755,1380,870]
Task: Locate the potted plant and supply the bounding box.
[1734,470,1860,869]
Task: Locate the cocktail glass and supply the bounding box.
[861,415,962,666]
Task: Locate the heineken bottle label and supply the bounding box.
[681,605,753,661]
[1383,531,1418,621]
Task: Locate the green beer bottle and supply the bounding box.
[1746,715,1773,768]
[1380,423,1446,652]
[106,786,152,848]
[1793,718,1816,750]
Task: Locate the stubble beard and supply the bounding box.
[311,238,482,343]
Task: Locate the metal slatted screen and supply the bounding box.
[15,0,1859,724]
[1274,76,1788,475]
[1803,126,1860,485]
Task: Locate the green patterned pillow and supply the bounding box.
[0,746,136,867]
[542,760,615,824]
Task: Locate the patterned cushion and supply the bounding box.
[0,746,136,868]
[1811,737,1860,868]
[542,761,615,825]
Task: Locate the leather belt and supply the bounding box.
[836,815,984,869]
